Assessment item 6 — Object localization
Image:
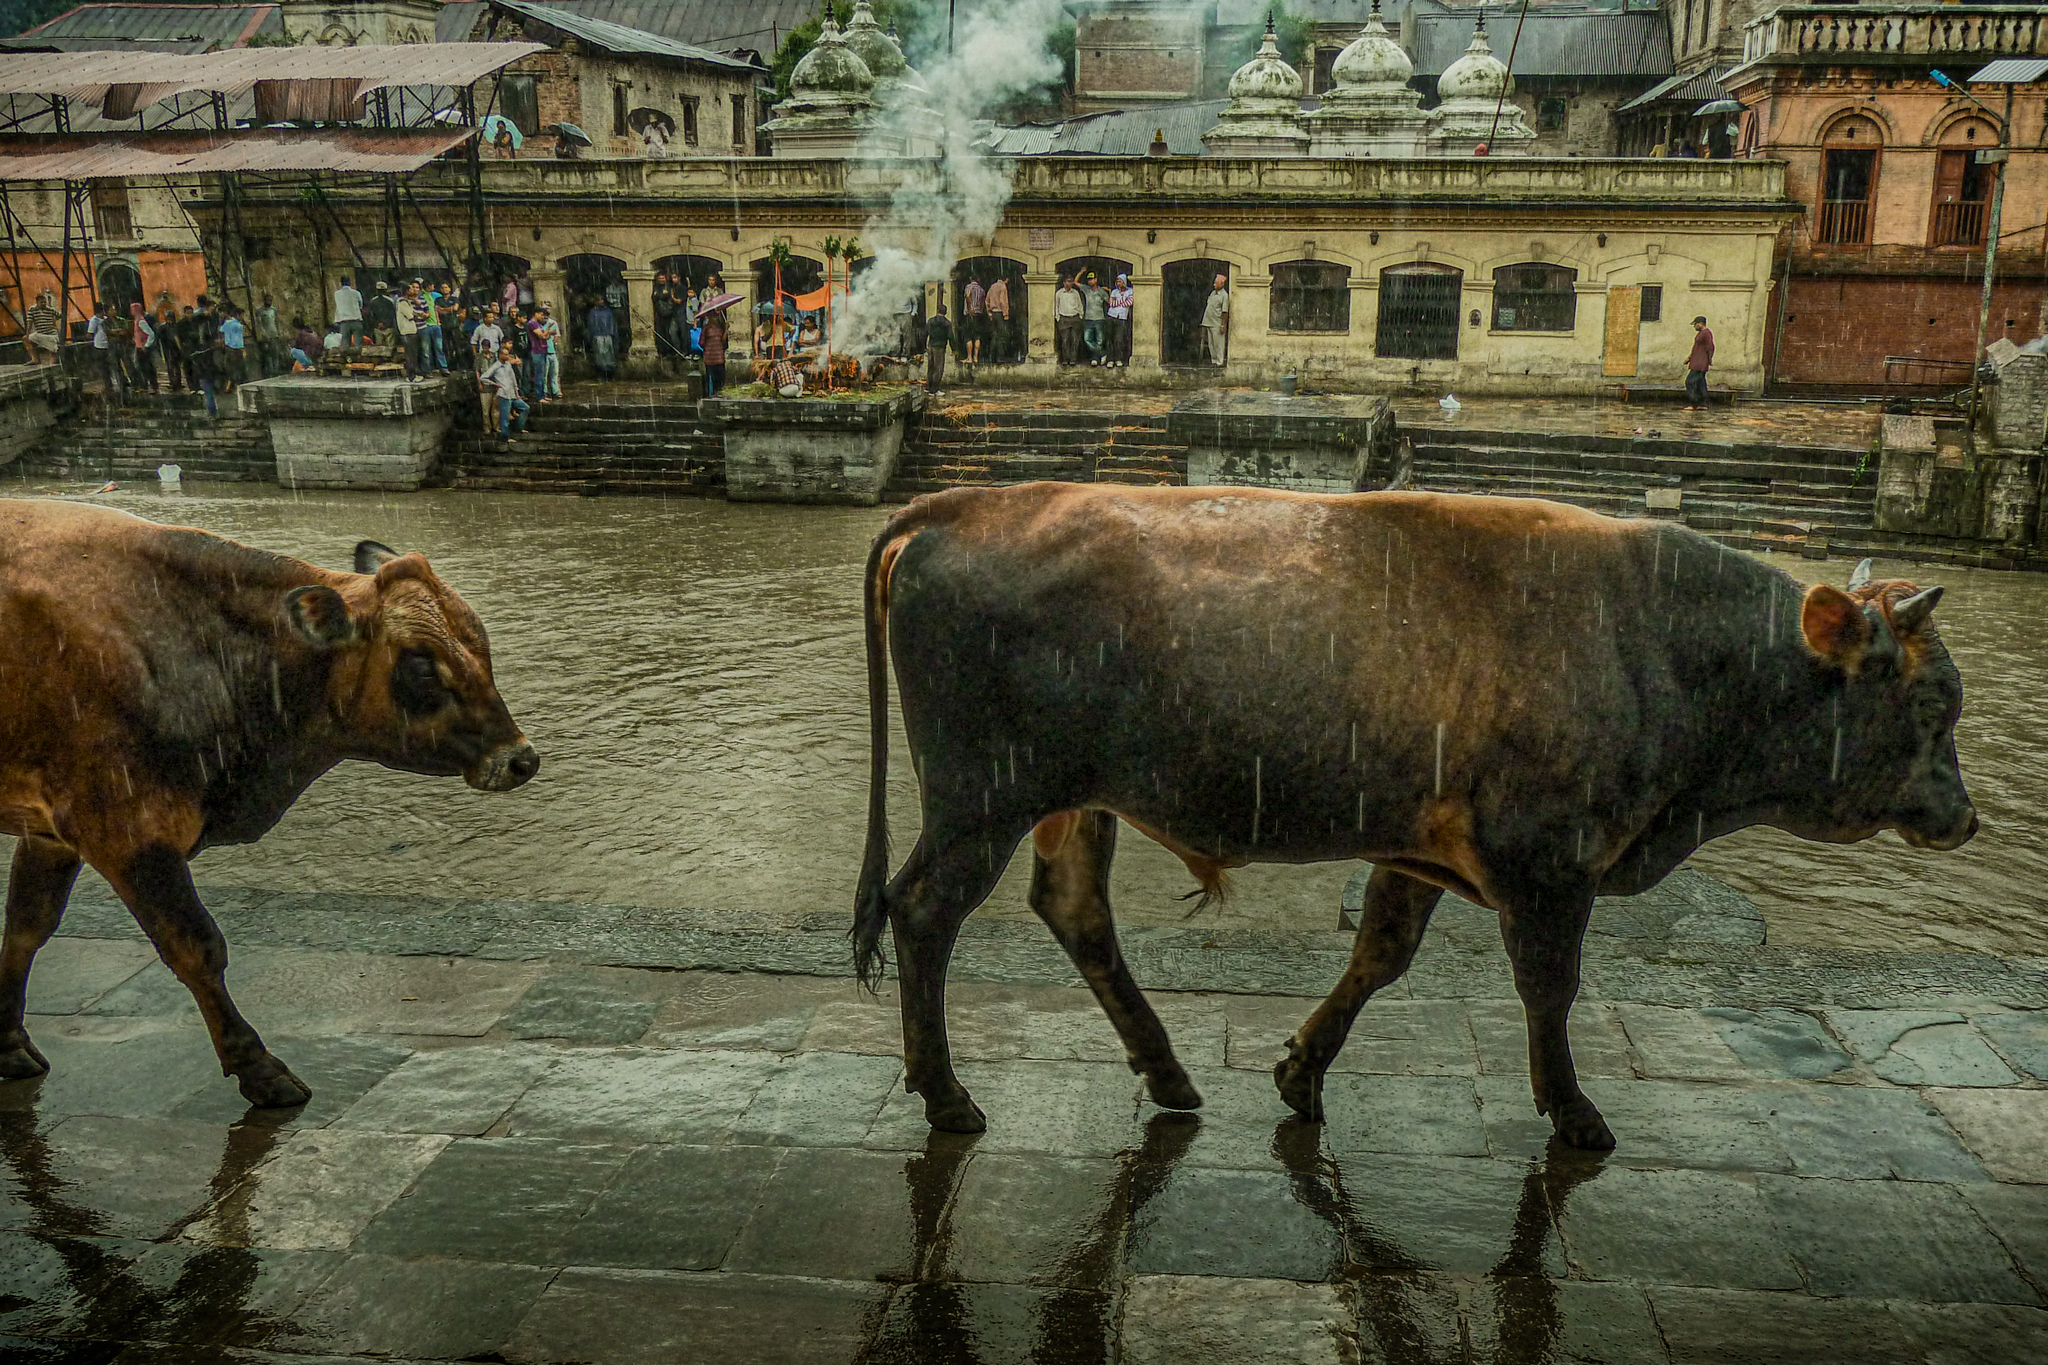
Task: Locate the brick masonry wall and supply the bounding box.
[1776,273,2045,387]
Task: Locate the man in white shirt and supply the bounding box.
[87,301,123,400]
[477,342,529,439]
[470,306,504,363]
[1201,273,1230,367]
[333,275,364,346]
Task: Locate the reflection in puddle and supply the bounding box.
[0,1098,294,1347]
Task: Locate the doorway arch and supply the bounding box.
[97,258,142,316]
[953,256,1028,363]
[1161,258,1229,366]
[559,253,628,361]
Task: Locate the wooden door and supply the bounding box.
[1604,285,1642,377]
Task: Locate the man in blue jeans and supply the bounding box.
[480,341,529,441]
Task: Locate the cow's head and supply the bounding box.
[1797,559,1975,851]
[283,541,539,792]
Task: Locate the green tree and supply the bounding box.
[771,0,936,102]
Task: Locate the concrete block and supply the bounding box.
[242,374,469,491]
[1169,390,1397,492]
[1645,486,1683,510]
[703,392,918,505]
[1882,412,1937,453]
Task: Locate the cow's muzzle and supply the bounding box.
[1900,806,1978,851]
[467,740,541,792]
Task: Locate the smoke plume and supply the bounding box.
[834,0,1069,354]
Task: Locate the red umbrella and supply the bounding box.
[696,292,745,316]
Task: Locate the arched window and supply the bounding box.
[1375,263,1461,360]
[1818,114,1881,246]
[96,259,142,316]
[1930,118,1997,247]
[1269,261,1350,333]
[1492,263,1577,331]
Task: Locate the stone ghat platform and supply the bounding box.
[17,385,2045,570]
[3,871,2045,1363]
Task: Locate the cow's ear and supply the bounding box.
[1801,583,1873,668]
[355,540,401,574]
[285,585,357,648]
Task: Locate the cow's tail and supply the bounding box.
[852,523,904,992]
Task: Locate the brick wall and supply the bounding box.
[1075,6,1207,105]
[1776,273,2045,387]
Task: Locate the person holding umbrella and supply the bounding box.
[696,290,740,397]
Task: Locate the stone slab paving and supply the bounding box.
[0,884,2045,1363]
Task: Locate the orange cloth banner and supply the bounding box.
[788,284,831,312]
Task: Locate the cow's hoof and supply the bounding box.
[924,1093,987,1134]
[1273,1054,1325,1123]
[1551,1098,1616,1151]
[0,1041,49,1080]
[238,1057,313,1109]
[1145,1069,1203,1112]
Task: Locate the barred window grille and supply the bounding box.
[1492,263,1577,331]
[1269,262,1351,333]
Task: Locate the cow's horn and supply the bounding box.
[1893,585,1943,632]
[1848,558,1873,590]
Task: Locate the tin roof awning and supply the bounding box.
[0,126,477,180]
[1617,67,1728,113]
[1969,58,2048,84]
[0,42,545,119]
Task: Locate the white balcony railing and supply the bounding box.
[1744,5,2048,64]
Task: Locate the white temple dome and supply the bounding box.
[1329,0,1411,90]
[843,0,908,83]
[1438,18,1510,103]
[1228,19,1304,101]
[790,16,873,97]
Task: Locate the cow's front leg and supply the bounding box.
[0,837,83,1080]
[104,844,309,1108]
[1276,866,1441,1121]
[1498,889,1612,1150]
[887,830,1012,1133]
[1029,810,1200,1112]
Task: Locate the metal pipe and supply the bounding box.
[1965,83,2014,451]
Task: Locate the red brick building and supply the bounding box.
[1728,5,2048,391]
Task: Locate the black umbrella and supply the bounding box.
[629,107,677,137]
[544,122,592,146]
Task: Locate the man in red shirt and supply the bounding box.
[1685,315,1714,409]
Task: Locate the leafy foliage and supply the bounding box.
[770,0,935,103]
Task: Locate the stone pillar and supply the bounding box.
[624,268,655,366]
[1129,273,1162,368]
[529,267,566,314]
[1024,271,1057,365]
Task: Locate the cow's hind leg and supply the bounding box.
[103,845,310,1108]
[0,838,83,1079]
[888,827,1018,1133]
[1275,866,1441,1121]
[1029,810,1200,1112]
[1500,887,1613,1151]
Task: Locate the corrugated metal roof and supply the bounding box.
[980,100,1229,157]
[0,126,474,179]
[1616,65,1725,111]
[489,0,760,70]
[1970,58,2048,84]
[1411,9,1670,78]
[8,4,280,53]
[0,42,547,117]
[444,0,810,59]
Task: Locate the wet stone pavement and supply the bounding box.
[3,876,2047,1363]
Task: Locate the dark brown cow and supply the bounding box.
[0,500,538,1106]
[853,484,1975,1149]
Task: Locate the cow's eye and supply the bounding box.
[392,648,449,715]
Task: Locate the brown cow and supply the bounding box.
[0,500,538,1106]
[853,484,1975,1149]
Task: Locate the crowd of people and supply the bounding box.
[77,289,281,417]
[1051,271,1136,368]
